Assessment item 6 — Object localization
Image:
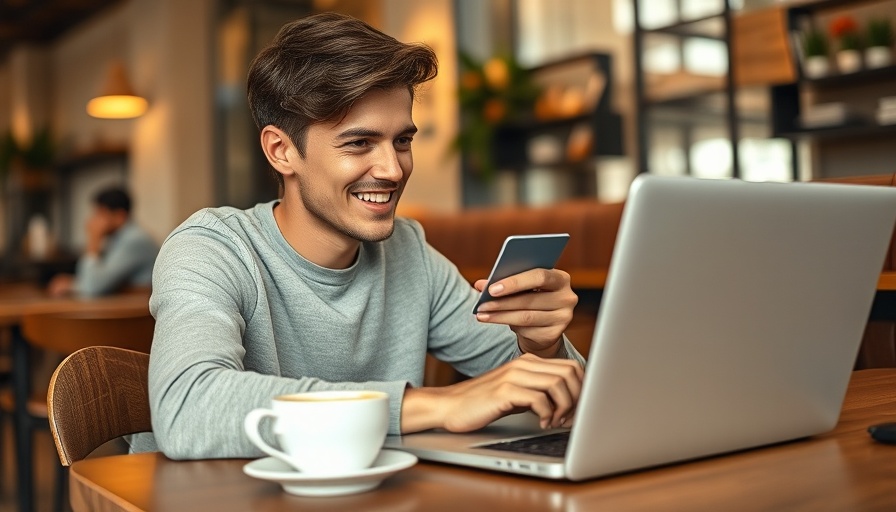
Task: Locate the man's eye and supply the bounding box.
[347,139,369,148]
[396,137,413,146]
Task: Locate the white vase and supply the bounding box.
[865,46,893,69]
[836,50,863,74]
[804,56,830,78]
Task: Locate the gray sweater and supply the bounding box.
[131,201,583,459]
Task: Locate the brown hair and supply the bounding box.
[247,12,438,185]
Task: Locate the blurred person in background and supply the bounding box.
[47,186,159,297]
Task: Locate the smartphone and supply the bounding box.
[472,233,570,314]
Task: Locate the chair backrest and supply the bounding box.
[47,346,152,466]
[21,309,155,355]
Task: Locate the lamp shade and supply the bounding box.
[86,61,148,119]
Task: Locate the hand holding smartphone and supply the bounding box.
[472,233,570,314]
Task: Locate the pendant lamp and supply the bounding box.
[86,61,148,119]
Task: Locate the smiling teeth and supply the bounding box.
[354,192,391,203]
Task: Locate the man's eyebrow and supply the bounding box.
[334,125,418,140]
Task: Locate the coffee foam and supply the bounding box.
[276,391,384,402]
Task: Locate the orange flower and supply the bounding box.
[829,15,859,38]
[483,58,510,90]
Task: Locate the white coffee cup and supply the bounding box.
[244,390,389,475]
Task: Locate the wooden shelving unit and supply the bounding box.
[632,0,744,177]
[770,0,896,178]
[489,52,625,200]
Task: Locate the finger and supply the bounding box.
[478,308,569,330]
[501,364,583,423]
[512,355,585,400]
[504,387,556,429]
[476,291,576,314]
[473,279,488,292]
[532,355,585,382]
[476,312,569,350]
[560,413,576,428]
[490,268,570,297]
[477,283,577,318]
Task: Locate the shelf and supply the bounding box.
[56,146,128,173]
[499,113,593,133]
[774,121,896,140]
[802,65,896,88]
[644,72,727,105]
[650,107,768,126]
[493,111,624,169]
[490,52,625,173]
[788,0,892,14]
[770,1,896,142]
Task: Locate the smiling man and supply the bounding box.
[137,12,585,459]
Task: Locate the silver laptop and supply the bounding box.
[385,174,896,481]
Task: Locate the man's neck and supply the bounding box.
[272,199,359,269]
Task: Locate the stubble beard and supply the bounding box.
[298,180,397,244]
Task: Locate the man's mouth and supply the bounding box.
[353,192,393,204]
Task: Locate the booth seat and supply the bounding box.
[410,173,896,384]
[413,200,624,289]
[814,173,896,369]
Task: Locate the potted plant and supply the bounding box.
[829,15,864,73]
[0,128,55,193]
[802,28,830,78]
[865,18,893,68]
[453,52,540,182]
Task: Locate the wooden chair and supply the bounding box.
[12,310,153,512]
[47,346,152,466]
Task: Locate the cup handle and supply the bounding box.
[243,408,296,468]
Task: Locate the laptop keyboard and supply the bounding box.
[479,431,570,458]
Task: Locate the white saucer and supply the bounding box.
[243,449,417,497]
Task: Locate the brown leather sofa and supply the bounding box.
[410,173,896,384]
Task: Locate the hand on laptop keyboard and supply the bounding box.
[401,353,583,433]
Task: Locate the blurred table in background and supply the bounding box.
[0,281,151,512]
[0,281,150,327]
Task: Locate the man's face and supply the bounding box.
[289,86,417,244]
[89,206,119,236]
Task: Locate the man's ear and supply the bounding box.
[260,126,299,178]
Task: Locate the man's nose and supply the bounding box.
[371,147,405,181]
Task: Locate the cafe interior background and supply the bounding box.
[1,0,895,276]
[1,0,896,508]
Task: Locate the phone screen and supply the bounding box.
[472,233,570,314]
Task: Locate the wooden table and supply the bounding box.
[0,282,151,327]
[69,369,896,512]
[0,281,152,512]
